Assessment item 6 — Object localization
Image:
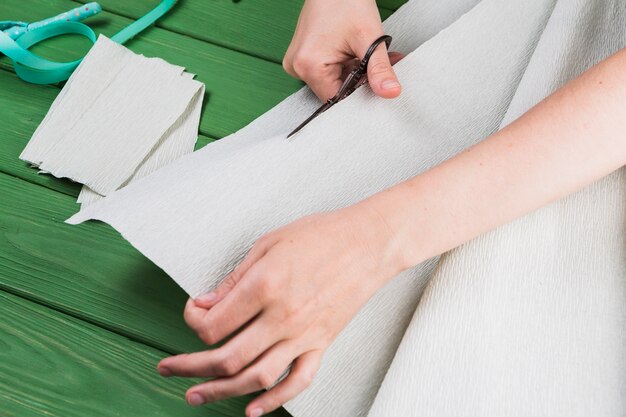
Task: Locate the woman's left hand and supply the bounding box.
[157,202,406,417]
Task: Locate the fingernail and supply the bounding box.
[249,408,264,417]
[196,292,217,303]
[381,80,400,90]
[157,366,172,376]
[187,393,205,406]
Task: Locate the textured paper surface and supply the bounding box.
[78,81,205,206]
[68,0,625,416]
[20,35,132,167]
[21,35,203,198]
[367,1,626,416]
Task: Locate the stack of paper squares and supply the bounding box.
[20,35,204,207]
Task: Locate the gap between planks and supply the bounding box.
[70,0,398,65]
[0,171,211,354]
[0,289,279,417]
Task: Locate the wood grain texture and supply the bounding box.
[378,0,408,10]
[0,1,411,415]
[0,173,212,354]
[0,0,304,139]
[0,290,291,417]
[0,70,81,197]
[71,0,397,63]
[0,69,214,198]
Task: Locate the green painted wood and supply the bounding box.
[380,6,395,20]
[0,0,304,139]
[378,0,409,10]
[0,1,412,414]
[0,290,291,417]
[0,69,214,198]
[0,172,212,354]
[0,71,81,197]
[71,0,395,63]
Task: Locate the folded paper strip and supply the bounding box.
[20,35,204,206]
[68,0,625,416]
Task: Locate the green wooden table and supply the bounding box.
[0,1,404,415]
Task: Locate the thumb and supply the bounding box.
[350,34,401,99]
[366,43,401,98]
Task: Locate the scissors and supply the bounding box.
[286,34,393,139]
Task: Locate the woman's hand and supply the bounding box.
[157,203,406,417]
[157,45,626,417]
[283,0,403,101]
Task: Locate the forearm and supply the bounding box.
[362,47,626,272]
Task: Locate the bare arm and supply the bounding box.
[160,48,626,417]
[364,47,626,270]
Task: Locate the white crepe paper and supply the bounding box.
[77,74,204,206]
[68,0,625,416]
[367,1,626,416]
[20,35,204,204]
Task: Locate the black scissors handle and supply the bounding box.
[287,35,392,138]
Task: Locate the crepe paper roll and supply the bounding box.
[67,0,626,416]
[20,35,204,203]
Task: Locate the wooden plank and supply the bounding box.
[0,69,215,198]
[0,290,291,417]
[0,70,81,197]
[380,6,395,19]
[0,0,304,139]
[378,0,408,10]
[0,172,210,354]
[71,0,396,63]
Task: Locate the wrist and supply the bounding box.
[357,179,436,274]
[349,190,421,280]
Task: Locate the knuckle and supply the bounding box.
[198,386,218,401]
[352,25,374,42]
[255,233,274,248]
[256,276,279,300]
[215,354,241,376]
[282,57,293,75]
[256,276,273,294]
[291,51,316,76]
[183,307,195,327]
[314,325,334,349]
[281,55,289,70]
[368,60,392,77]
[299,370,315,387]
[280,302,300,322]
[222,273,239,290]
[199,324,219,346]
[254,369,277,389]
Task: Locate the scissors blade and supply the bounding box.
[286,100,333,139]
[286,35,392,139]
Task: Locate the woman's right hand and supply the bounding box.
[283,0,403,101]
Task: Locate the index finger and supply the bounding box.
[301,62,344,101]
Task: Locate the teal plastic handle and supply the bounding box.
[1,3,103,40]
[0,1,176,85]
